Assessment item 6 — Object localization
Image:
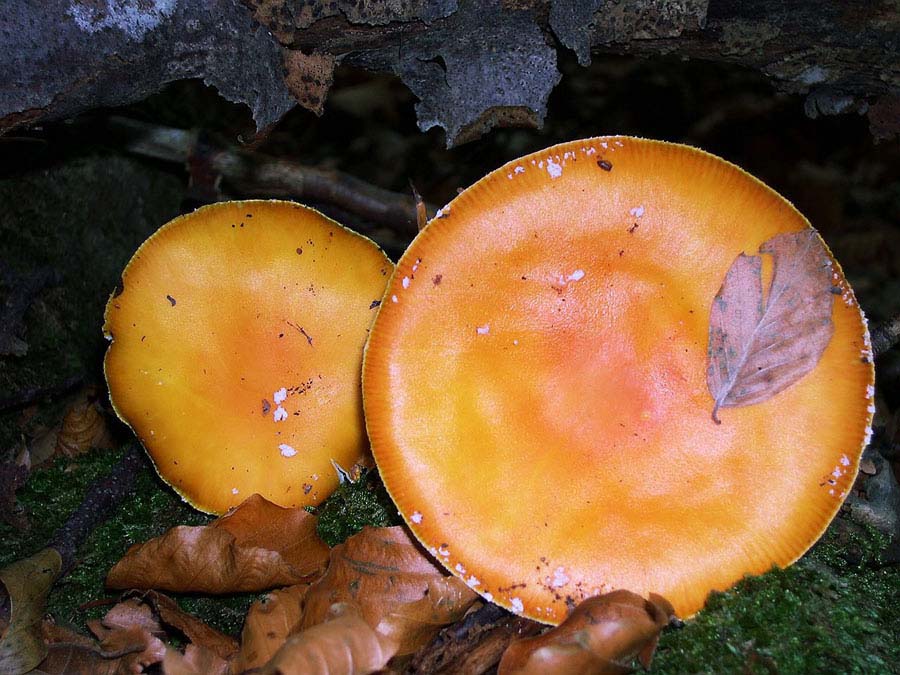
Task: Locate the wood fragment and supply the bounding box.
[47,444,146,575]
[404,603,543,674]
[871,313,900,358]
[107,116,427,236]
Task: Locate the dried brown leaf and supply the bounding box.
[55,394,114,458]
[302,526,478,656]
[38,642,144,675]
[163,644,230,675]
[106,494,329,593]
[260,602,395,675]
[146,591,239,660]
[0,548,62,674]
[707,229,835,423]
[497,590,676,675]
[232,585,307,672]
[99,598,163,635]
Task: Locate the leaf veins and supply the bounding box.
[707,229,835,423]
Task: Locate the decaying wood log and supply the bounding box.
[2,1,898,145]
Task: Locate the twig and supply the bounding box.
[872,313,900,358]
[47,443,146,575]
[405,603,542,674]
[107,116,427,235]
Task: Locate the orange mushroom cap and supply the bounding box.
[363,138,874,622]
[104,200,392,514]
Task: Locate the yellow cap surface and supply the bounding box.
[363,138,874,621]
[105,200,392,514]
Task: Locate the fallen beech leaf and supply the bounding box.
[87,624,166,671]
[99,598,163,635]
[261,603,394,675]
[0,548,62,674]
[498,591,676,675]
[38,642,145,675]
[707,229,835,423]
[162,644,230,675]
[232,585,307,672]
[40,620,97,649]
[106,494,329,593]
[302,526,478,656]
[150,592,238,660]
[55,392,114,458]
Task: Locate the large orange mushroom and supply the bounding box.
[363,138,874,622]
[104,200,391,514]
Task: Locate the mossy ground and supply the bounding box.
[2,445,898,671]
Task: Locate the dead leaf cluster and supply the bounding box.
[3,493,678,674]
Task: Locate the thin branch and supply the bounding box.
[872,313,900,358]
[107,116,425,236]
[47,443,147,575]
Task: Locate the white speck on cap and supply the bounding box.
[411,511,423,524]
[511,598,524,614]
[466,575,481,588]
[551,566,570,588]
[514,166,525,174]
[455,563,467,574]
[232,488,239,495]
[840,454,850,466]
[273,406,288,422]
[483,591,494,602]
[476,324,490,335]
[629,205,645,218]
[567,269,585,282]
[274,387,287,404]
[402,276,410,289]
[546,158,562,179]
[391,294,398,303]
[279,444,297,457]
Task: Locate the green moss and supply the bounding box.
[653,527,900,674]
[311,469,401,547]
[0,446,262,636]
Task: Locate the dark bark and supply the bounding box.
[2,1,897,145]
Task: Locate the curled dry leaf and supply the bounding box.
[0,548,62,675]
[707,229,835,423]
[301,526,479,657]
[232,585,307,673]
[106,494,329,593]
[498,590,676,675]
[98,598,163,635]
[260,602,394,675]
[162,644,230,675]
[55,394,114,458]
[38,641,156,675]
[143,591,238,660]
[86,624,167,671]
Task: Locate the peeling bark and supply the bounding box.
[3,0,898,144]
